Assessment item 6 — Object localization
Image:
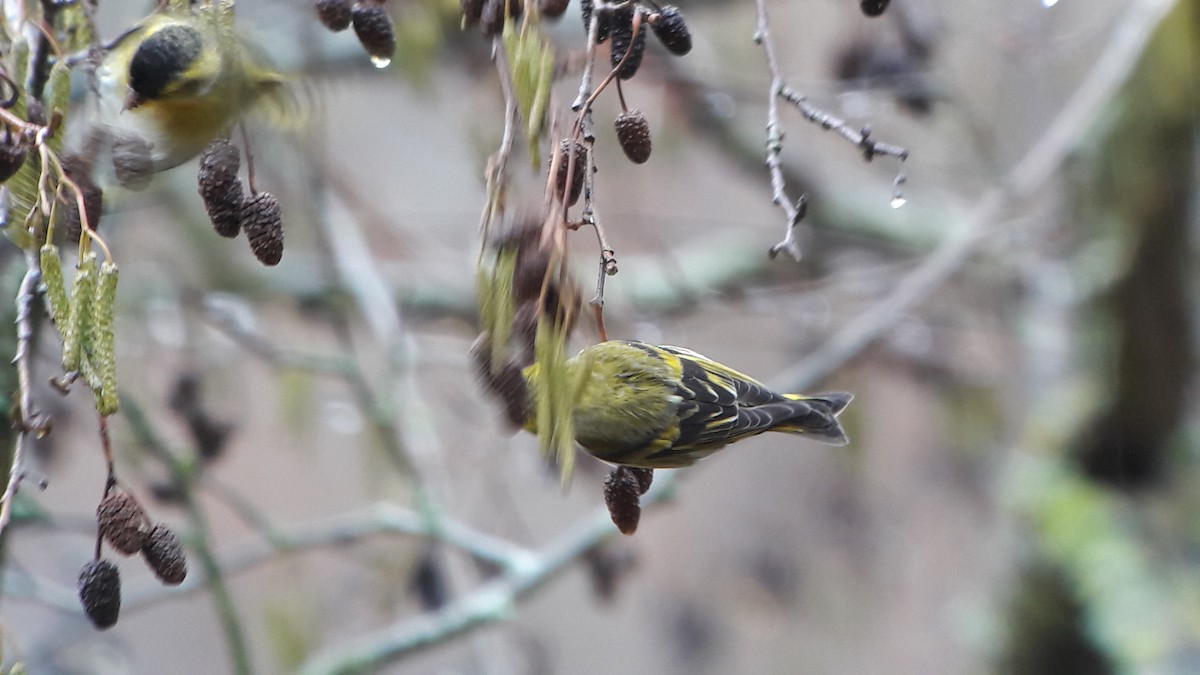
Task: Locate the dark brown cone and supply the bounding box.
[608,7,647,80]
[860,0,889,16]
[604,467,643,535]
[585,545,637,601]
[614,109,652,164]
[552,139,588,206]
[480,0,521,36]
[580,0,611,43]
[0,134,27,183]
[628,467,653,495]
[60,154,102,241]
[316,0,353,31]
[470,336,532,427]
[142,524,188,586]
[78,559,121,629]
[461,0,484,26]
[351,3,396,61]
[198,139,245,238]
[111,135,154,190]
[188,410,234,461]
[242,192,284,266]
[97,491,149,556]
[539,0,569,19]
[650,6,691,55]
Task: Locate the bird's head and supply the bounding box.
[125,22,208,109]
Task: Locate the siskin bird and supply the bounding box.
[93,4,288,177]
[522,340,852,469]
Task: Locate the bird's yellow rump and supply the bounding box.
[95,2,288,175]
[523,340,852,469]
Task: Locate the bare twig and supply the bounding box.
[754,0,907,261]
[479,36,521,243]
[192,294,358,377]
[777,0,1176,390]
[296,476,676,675]
[0,256,42,539]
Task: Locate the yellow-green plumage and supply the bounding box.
[523,340,852,468]
[97,7,287,173]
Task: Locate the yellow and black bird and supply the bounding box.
[523,340,852,469]
[95,4,288,177]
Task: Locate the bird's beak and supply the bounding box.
[122,91,145,112]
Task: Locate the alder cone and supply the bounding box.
[142,524,188,586]
[552,139,588,206]
[351,3,396,60]
[78,559,121,629]
[539,0,569,19]
[580,0,612,43]
[65,181,104,243]
[0,136,27,183]
[860,0,890,16]
[480,0,521,35]
[614,109,652,164]
[604,467,643,535]
[650,6,692,55]
[316,0,352,31]
[628,467,653,495]
[97,491,148,556]
[608,8,647,80]
[461,0,484,25]
[198,139,245,238]
[242,192,285,266]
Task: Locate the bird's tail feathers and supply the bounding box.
[777,392,853,446]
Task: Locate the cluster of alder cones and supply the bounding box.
[198,139,284,266]
[78,489,187,629]
[315,0,397,62]
[543,1,694,207]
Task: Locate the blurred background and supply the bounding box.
[3,0,1200,673]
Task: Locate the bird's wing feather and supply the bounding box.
[647,345,790,452]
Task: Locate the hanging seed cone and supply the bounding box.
[604,467,643,535]
[142,524,188,586]
[0,135,27,183]
[97,491,149,556]
[242,192,285,266]
[860,0,890,16]
[65,181,104,243]
[552,139,588,206]
[628,467,653,495]
[650,6,692,55]
[316,0,352,30]
[539,0,569,19]
[580,0,611,43]
[78,559,121,629]
[461,0,484,25]
[198,139,245,238]
[480,0,521,36]
[608,7,647,80]
[351,3,396,62]
[614,109,652,164]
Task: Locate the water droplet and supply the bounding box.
[370,56,392,69]
[1042,0,1058,6]
[890,197,907,209]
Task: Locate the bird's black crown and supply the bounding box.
[128,24,203,100]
